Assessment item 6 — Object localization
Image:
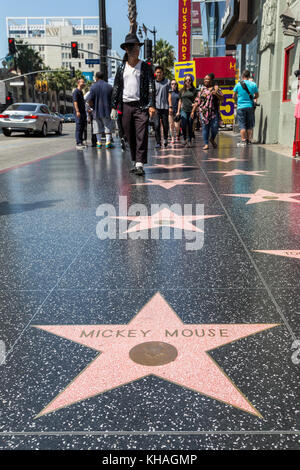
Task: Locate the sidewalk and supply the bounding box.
[0,131,298,450]
[220,130,295,159]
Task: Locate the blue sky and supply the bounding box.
[0,0,178,62]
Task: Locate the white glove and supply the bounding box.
[110,109,118,121]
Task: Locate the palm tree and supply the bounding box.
[128,0,138,34]
[15,40,44,75]
[45,68,84,113]
[154,39,176,79]
[15,40,45,102]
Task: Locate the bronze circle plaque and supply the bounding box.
[129,341,178,366]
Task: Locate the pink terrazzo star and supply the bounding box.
[154,155,187,160]
[147,164,197,170]
[223,189,300,205]
[253,250,300,259]
[113,207,220,233]
[132,178,206,190]
[203,158,247,163]
[209,169,268,177]
[33,293,279,418]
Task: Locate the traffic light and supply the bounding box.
[71,42,79,59]
[144,39,153,60]
[8,38,16,55]
[6,92,13,106]
[70,66,75,79]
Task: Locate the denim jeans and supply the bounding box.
[201,115,219,145]
[180,110,194,142]
[75,114,87,145]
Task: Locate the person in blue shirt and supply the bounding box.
[89,72,114,150]
[233,70,259,146]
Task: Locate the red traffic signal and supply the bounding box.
[71,42,79,58]
[8,38,16,55]
[6,93,13,106]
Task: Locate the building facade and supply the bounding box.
[6,17,113,79]
[220,0,260,78]
[201,0,227,57]
[254,0,300,147]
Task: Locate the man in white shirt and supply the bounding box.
[111,33,156,176]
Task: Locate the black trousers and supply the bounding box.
[154,109,169,144]
[122,103,149,164]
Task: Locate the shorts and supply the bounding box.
[237,107,255,130]
[94,117,112,134]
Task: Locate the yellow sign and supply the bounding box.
[174,61,197,89]
[219,86,235,125]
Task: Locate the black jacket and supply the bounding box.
[111,61,156,111]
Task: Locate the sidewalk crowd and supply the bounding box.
[72,31,259,169]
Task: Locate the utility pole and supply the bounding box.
[99,0,108,81]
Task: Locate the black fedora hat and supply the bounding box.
[120,33,144,50]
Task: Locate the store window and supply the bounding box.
[283,43,295,102]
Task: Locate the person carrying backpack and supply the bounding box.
[233,70,259,146]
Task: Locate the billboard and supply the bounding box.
[194,56,237,80]
[219,86,235,124]
[178,0,191,62]
[174,61,197,89]
[192,2,202,28]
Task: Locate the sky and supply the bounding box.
[0,0,178,62]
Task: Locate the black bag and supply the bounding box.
[174,114,181,123]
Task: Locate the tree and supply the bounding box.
[154,39,176,79]
[15,40,45,75]
[44,68,85,113]
[15,40,45,102]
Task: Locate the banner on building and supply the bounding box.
[178,0,191,61]
[194,57,237,80]
[192,2,202,28]
[219,85,235,124]
[174,61,197,89]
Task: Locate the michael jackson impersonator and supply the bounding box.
[111,2,156,176]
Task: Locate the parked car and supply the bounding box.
[64,114,75,123]
[0,103,63,137]
[54,112,65,121]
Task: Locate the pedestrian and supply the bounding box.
[111,32,156,176]
[88,72,114,150]
[84,88,97,147]
[168,79,181,145]
[176,75,198,147]
[198,73,224,150]
[234,69,259,146]
[73,78,87,150]
[154,66,170,148]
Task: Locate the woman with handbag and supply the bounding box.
[168,79,181,145]
[198,73,224,150]
[176,75,198,147]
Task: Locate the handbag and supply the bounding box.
[174,114,181,122]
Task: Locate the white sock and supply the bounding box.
[106,133,111,144]
[136,162,143,168]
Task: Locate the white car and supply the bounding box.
[0,103,63,137]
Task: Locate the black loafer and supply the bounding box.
[135,166,145,176]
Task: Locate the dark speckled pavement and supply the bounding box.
[0,132,299,450]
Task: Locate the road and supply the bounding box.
[0,123,76,171]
